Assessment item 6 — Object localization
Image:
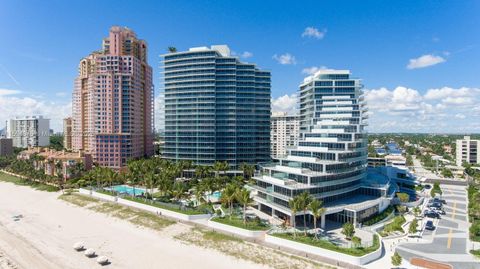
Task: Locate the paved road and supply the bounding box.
[396,185,480,269]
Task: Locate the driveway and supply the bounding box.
[396,185,480,269]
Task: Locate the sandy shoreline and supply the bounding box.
[0,181,270,269]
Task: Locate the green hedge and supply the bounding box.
[362,206,394,226]
[272,233,380,257]
[212,216,269,231]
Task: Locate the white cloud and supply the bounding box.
[301,27,326,39]
[365,86,480,133]
[424,87,475,100]
[0,88,21,96]
[241,51,253,58]
[272,94,297,115]
[0,95,71,132]
[302,66,328,75]
[273,53,297,65]
[407,54,446,69]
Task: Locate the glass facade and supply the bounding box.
[163,46,271,167]
[253,70,387,225]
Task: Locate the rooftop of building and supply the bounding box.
[19,147,89,160]
[9,115,48,120]
[301,69,352,85]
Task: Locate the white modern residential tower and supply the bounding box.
[271,112,300,159]
[6,116,50,148]
[253,70,392,227]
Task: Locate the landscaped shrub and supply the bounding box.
[380,215,406,237]
[362,206,394,226]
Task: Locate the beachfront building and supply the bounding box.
[0,138,13,156]
[162,45,271,167]
[368,155,417,196]
[5,116,50,148]
[72,26,154,169]
[456,136,479,166]
[63,117,72,150]
[253,70,393,228]
[18,147,93,179]
[271,112,300,159]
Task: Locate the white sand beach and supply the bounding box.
[0,181,270,269]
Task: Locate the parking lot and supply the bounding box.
[397,184,480,269]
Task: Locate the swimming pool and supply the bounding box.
[107,185,146,196]
[210,191,221,199]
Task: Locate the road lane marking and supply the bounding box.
[452,201,457,218]
[447,228,453,249]
[446,202,457,249]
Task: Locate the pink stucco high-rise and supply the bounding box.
[72,26,154,169]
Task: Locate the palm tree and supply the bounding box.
[194,185,206,206]
[240,163,255,181]
[235,188,253,225]
[104,167,118,190]
[213,161,229,178]
[157,173,173,197]
[168,46,177,53]
[308,199,326,239]
[195,165,212,179]
[200,177,218,202]
[298,192,313,236]
[144,172,156,202]
[288,196,301,238]
[221,184,238,219]
[170,182,186,202]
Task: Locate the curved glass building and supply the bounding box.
[162,45,271,167]
[253,70,392,227]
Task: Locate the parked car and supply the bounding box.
[430,197,446,205]
[424,184,432,189]
[427,202,443,209]
[425,220,435,230]
[429,208,445,215]
[424,211,441,219]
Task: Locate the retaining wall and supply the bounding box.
[78,188,211,221]
[265,234,383,266]
[207,218,266,239]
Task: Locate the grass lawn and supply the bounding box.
[97,189,208,215]
[379,215,406,237]
[0,171,59,192]
[272,233,380,257]
[470,249,480,258]
[59,192,175,230]
[58,193,98,207]
[200,228,243,243]
[212,216,270,231]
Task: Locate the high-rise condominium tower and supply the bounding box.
[6,116,50,148]
[162,45,271,167]
[254,70,391,227]
[72,26,154,169]
[271,112,300,159]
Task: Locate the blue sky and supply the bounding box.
[0,0,479,133]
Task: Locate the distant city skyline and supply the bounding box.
[0,1,479,133]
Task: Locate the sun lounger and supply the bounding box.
[97,256,109,265]
[73,242,85,251]
[84,248,96,257]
